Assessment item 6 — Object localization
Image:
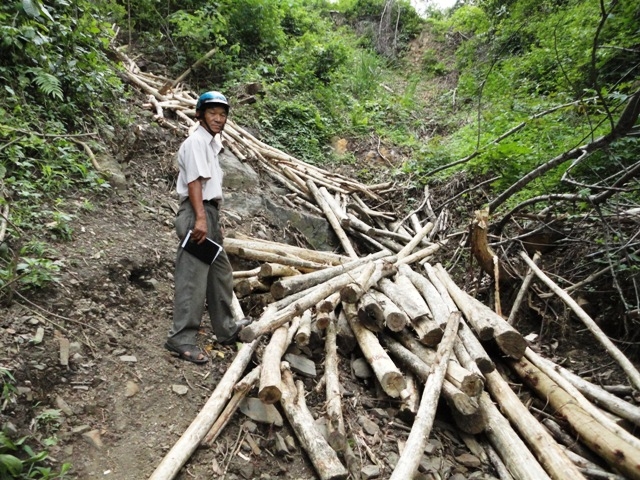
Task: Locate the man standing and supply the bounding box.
[165,91,249,364]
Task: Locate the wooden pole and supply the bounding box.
[148,340,259,480]
[520,251,640,391]
[280,368,348,480]
[389,312,460,480]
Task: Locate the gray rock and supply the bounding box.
[82,429,103,449]
[55,396,74,416]
[361,465,381,479]
[274,432,289,456]
[72,425,91,434]
[2,421,18,438]
[119,355,137,363]
[242,420,258,433]
[284,353,316,378]
[125,381,140,397]
[239,398,283,426]
[455,453,482,468]
[352,357,373,379]
[172,385,188,395]
[358,415,380,436]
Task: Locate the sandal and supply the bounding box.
[164,342,209,364]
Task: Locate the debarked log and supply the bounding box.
[379,276,443,346]
[280,367,348,480]
[435,264,526,359]
[389,311,459,480]
[367,289,408,332]
[149,340,259,480]
[381,334,486,434]
[484,368,586,480]
[271,250,391,300]
[511,356,640,480]
[393,329,484,397]
[343,302,407,398]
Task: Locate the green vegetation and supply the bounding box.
[0,0,637,287]
[0,368,70,479]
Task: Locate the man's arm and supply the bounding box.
[188,178,208,244]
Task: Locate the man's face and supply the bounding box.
[202,106,228,133]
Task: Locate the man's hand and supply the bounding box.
[192,217,208,244]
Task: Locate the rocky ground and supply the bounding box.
[1,101,637,480]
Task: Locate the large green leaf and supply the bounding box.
[0,453,23,475]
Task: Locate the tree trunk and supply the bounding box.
[368,289,408,332]
[280,368,348,480]
[343,302,407,398]
[511,356,640,480]
[389,311,459,480]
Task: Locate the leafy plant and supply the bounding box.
[0,432,71,480]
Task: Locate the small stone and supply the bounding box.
[69,342,82,355]
[361,465,380,479]
[274,433,289,456]
[283,353,316,378]
[450,474,468,480]
[455,453,482,468]
[27,317,40,325]
[82,429,103,449]
[125,381,140,397]
[239,398,283,426]
[119,355,137,363]
[112,348,127,356]
[238,462,254,480]
[32,327,45,344]
[17,386,32,401]
[386,452,399,469]
[242,420,257,433]
[55,396,74,416]
[72,425,91,434]
[284,435,296,451]
[352,357,373,379]
[2,421,18,438]
[358,415,380,436]
[172,385,188,395]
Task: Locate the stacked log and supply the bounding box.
[116,52,640,480]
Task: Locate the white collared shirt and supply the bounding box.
[176,125,224,202]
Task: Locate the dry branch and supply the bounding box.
[520,251,640,390]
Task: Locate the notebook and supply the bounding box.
[180,230,223,264]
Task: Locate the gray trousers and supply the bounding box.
[167,201,237,346]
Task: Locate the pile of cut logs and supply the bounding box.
[115,50,640,480]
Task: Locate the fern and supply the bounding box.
[25,68,63,101]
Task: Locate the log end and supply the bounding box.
[258,386,282,405]
[495,331,527,359]
[239,327,258,343]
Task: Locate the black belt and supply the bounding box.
[203,199,220,208]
